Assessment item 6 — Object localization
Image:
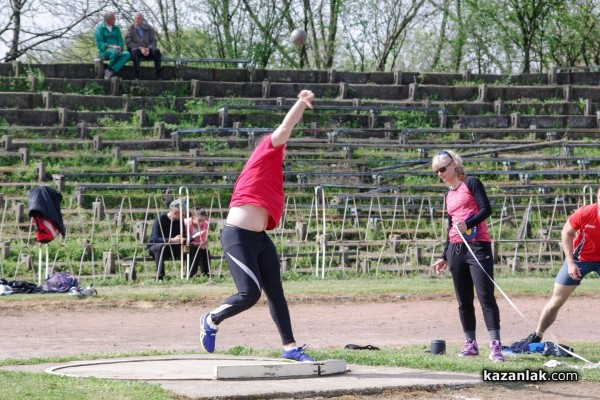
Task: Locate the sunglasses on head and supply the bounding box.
[438,150,453,160]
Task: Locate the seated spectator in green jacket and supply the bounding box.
[94,11,131,79]
[125,12,163,80]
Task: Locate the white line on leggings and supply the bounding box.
[227,252,261,291]
[455,225,592,364]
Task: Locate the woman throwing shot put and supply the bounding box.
[199,90,316,362]
[430,150,504,362]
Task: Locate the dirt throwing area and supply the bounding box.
[1,294,599,399]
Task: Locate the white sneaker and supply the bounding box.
[68,287,83,297]
[104,69,114,80]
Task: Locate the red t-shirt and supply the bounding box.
[568,203,600,261]
[229,134,285,230]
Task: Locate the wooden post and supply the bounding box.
[103,251,115,275]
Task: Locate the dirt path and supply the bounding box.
[1,296,598,359]
[2,295,599,399]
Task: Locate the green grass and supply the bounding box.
[2,275,598,305]
[310,343,600,381]
[1,343,598,400]
[1,275,599,399]
[96,274,600,300]
[0,370,171,400]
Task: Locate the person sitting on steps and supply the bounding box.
[184,208,210,277]
[94,11,131,80]
[125,12,163,80]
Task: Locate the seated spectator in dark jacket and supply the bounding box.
[147,199,200,280]
[125,12,163,80]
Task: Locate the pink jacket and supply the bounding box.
[184,217,208,246]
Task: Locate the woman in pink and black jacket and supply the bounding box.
[430,149,504,362]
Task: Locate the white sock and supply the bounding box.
[206,314,218,329]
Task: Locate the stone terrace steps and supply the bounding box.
[5,77,600,102]
[3,61,600,86]
[0,92,593,118]
[1,62,598,277]
[2,125,598,150]
[0,108,599,131]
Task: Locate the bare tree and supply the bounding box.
[273,0,342,69]
[340,0,429,72]
[507,0,565,73]
[546,0,600,67]
[198,0,251,59]
[465,0,565,73]
[450,0,465,72]
[239,0,296,67]
[304,0,342,69]
[0,0,109,62]
[4,0,597,75]
[430,0,450,71]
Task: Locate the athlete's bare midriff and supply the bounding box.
[226,204,270,232]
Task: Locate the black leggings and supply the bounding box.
[446,242,500,333]
[211,225,295,345]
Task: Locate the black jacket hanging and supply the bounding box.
[27,186,66,241]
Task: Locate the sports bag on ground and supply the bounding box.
[42,272,78,293]
[542,341,574,357]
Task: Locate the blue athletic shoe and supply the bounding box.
[281,345,316,362]
[200,313,218,353]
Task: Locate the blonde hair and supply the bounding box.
[431,149,465,179]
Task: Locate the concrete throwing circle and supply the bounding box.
[45,355,348,380]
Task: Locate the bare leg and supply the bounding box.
[535,283,577,336]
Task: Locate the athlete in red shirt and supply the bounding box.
[198,90,316,362]
[525,186,600,344]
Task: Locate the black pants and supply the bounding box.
[148,243,200,279]
[212,225,295,345]
[195,247,210,276]
[130,48,162,78]
[446,241,500,333]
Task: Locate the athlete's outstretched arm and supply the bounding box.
[271,90,314,148]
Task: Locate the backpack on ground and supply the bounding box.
[542,341,574,357]
[42,272,78,293]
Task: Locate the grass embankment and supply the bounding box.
[2,273,597,305]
